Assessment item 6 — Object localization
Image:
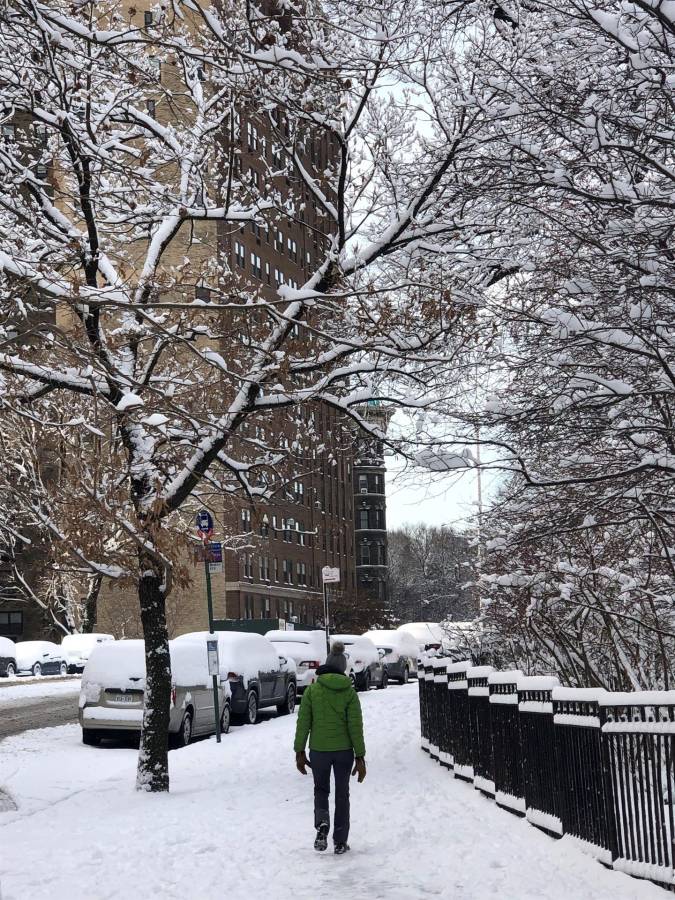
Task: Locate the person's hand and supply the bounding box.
[352,757,366,783]
[296,750,309,775]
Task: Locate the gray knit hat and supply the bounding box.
[325,641,348,674]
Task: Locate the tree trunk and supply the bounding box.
[81,574,102,634]
[136,553,171,792]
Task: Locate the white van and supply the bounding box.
[265,630,326,692]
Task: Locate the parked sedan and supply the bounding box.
[174,631,297,725]
[15,641,67,677]
[79,639,231,747]
[61,632,114,673]
[265,629,326,693]
[331,634,387,691]
[363,629,419,684]
[0,636,17,677]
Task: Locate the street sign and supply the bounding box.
[196,509,214,539]
[208,542,223,573]
[322,566,340,584]
[206,639,219,677]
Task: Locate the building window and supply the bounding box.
[247,121,259,152]
[250,252,262,279]
[241,508,251,531]
[273,557,279,582]
[243,553,253,579]
[144,10,157,27]
[146,99,156,117]
[359,543,369,565]
[283,559,293,585]
[358,509,369,530]
[274,267,284,286]
[0,611,22,636]
[282,518,293,542]
[1,125,16,141]
[265,261,271,284]
[287,237,297,261]
[275,229,284,253]
[248,167,260,189]
[297,520,306,546]
[296,562,307,586]
[358,474,368,493]
[234,241,245,269]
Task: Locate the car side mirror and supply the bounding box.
[278,656,287,666]
[378,648,386,658]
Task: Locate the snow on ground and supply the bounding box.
[0,677,80,705]
[0,685,664,900]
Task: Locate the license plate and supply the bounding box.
[112,694,137,704]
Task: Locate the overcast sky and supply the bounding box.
[385,453,501,533]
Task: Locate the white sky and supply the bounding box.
[385,453,501,532]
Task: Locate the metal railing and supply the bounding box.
[418,659,675,891]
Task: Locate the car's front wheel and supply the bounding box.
[377,670,388,690]
[5,662,15,677]
[401,666,409,685]
[59,662,67,676]
[360,671,371,692]
[278,683,296,715]
[82,729,101,746]
[32,662,41,677]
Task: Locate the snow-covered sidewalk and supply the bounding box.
[0,685,663,900]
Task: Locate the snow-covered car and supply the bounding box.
[174,631,297,725]
[61,632,115,674]
[15,640,67,677]
[265,629,326,693]
[363,629,419,684]
[396,622,445,653]
[0,636,17,677]
[78,639,231,747]
[331,634,387,691]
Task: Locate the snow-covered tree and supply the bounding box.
[0,0,517,790]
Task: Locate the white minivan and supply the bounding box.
[265,630,326,692]
[79,639,231,747]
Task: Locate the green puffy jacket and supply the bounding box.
[293,672,366,758]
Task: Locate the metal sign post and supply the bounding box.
[196,510,221,743]
[321,566,340,656]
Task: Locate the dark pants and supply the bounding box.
[310,749,354,844]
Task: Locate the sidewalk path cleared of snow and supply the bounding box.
[0,684,664,900]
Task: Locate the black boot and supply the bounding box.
[334,842,350,855]
[314,823,329,851]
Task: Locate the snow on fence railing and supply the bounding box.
[417,662,675,890]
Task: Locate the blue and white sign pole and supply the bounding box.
[196,510,221,743]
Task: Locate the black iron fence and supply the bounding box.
[418,660,675,891]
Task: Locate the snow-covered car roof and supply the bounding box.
[0,636,16,657]
[83,639,230,695]
[174,631,279,681]
[61,633,114,649]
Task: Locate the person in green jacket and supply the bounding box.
[294,641,366,855]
